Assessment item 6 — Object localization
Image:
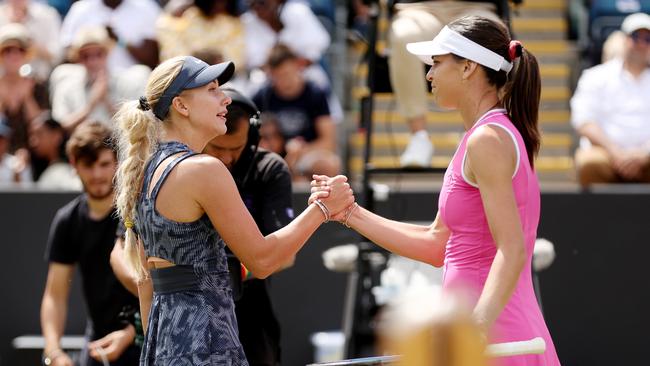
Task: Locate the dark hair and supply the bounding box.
[66,120,116,164]
[266,44,298,69]
[194,0,238,17]
[191,48,224,65]
[225,103,251,135]
[449,15,541,167]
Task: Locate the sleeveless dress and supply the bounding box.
[438,109,560,365]
[135,141,249,366]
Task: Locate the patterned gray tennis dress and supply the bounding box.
[136,141,249,365]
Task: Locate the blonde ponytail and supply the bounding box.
[113,56,186,282]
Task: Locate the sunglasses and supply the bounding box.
[1,45,26,55]
[78,49,107,61]
[631,32,650,44]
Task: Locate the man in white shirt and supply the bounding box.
[50,26,150,132]
[570,13,650,186]
[59,0,160,71]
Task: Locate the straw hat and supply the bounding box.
[0,23,31,51]
[68,26,114,61]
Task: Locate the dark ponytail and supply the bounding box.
[448,16,541,167]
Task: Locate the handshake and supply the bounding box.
[308,174,360,227]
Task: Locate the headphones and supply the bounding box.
[222,87,262,147]
[221,87,263,189]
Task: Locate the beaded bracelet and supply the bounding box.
[314,199,330,223]
[342,203,359,228]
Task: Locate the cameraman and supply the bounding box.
[203,88,294,366]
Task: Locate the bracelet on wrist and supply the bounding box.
[313,199,330,223]
[342,203,359,228]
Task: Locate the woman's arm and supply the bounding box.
[311,174,449,267]
[191,157,353,279]
[465,125,527,332]
[340,205,448,267]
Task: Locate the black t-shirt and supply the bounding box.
[253,81,330,142]
[230,147,293,366]
[45,195,139,339]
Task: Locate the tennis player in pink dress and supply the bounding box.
[311,15,560,365]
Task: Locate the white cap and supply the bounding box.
[406,26,513,73]
[621,12,650,35]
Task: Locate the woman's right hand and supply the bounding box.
[309,175,354,219]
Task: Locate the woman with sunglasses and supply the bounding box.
[313,15,560,365]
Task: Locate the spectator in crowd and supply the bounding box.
[0,22,43,153]
[0,0,62,80]
[157,0,245,68]
[50,26,150,132]
[253,45,340,180]
[376,0,503,167]
[40,121,139,366]
[60,0,160,70]
[0,121,31,183]
[28,112,81,189]
[571,12,650,186]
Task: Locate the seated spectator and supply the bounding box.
[0,0,62,80]
[0,23,43,153]
[28,112,81,189]
[157,0,245,68]
[59,0,160,70]
[253,45,340,179]
[0,120,31,184]
[571,13,650,187]
[50,26,150,132]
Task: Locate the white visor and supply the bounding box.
[406,26,513,73]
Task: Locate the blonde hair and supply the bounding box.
[114,56,185,281]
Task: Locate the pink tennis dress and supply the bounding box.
[438,109,560,365]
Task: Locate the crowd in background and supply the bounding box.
[0,0,648,188]
[0,0,341,188]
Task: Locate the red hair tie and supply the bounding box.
[508,40,523,61]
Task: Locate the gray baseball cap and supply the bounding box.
[153,56,235,120]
